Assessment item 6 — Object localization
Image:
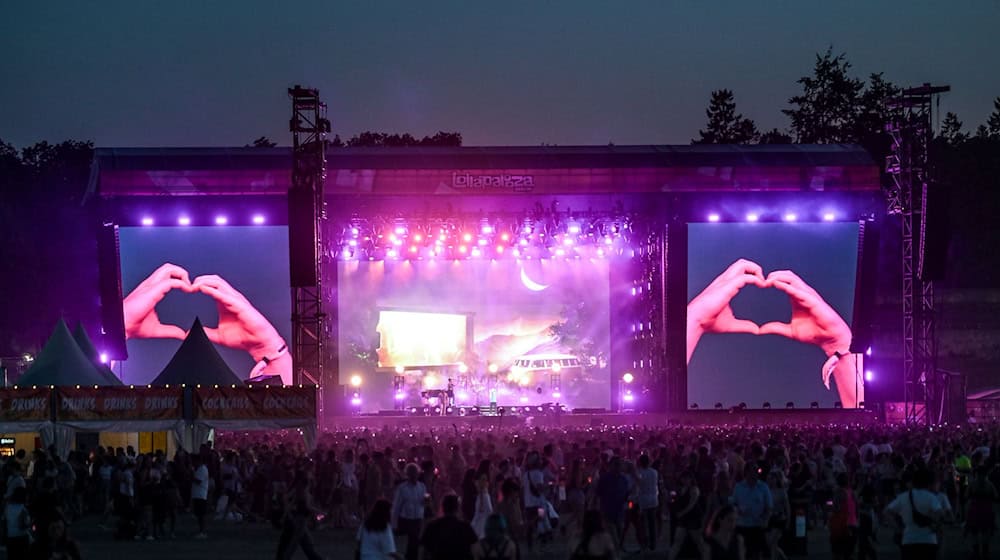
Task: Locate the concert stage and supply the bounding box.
[331,408,877,430]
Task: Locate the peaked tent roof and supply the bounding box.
[18,319,117,387]
[151,318,244,387]
[71,323,124,386]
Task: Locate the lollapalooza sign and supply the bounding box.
[451,172,535,191]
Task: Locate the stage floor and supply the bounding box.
[327,408,877,429]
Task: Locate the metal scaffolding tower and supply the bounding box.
[288,86,331,393]
[884,83,949,424]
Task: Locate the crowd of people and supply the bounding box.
[1,422,999,560]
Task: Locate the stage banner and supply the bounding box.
[55,387,183,422]
[0,387,52,422]
[194,386,316,421]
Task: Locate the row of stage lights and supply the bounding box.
[137,214,269,227]
[334,215,634,261]
[693,401,863,409]
[706,210,841,223]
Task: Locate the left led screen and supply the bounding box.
[117,226,292,385]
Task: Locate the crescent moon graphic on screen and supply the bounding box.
[520,267,550,292]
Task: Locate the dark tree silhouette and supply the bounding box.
[247,136,277,148]
[783,48,866,144]
[758,128,793,144]
[341,131,462,147]
[939,112,967,145]
[987,96,1000,139]
[693,89,758,144]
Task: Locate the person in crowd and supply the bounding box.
[4,486,32,560]
[494,477,525,547]
[764,471,789,560]
[668,470,706,560]
[569,510,617,560]
[472,513,519,560]
[705,505,745,560]
[885,467,944,560]
[471,472,494,539]
[730,463,772,560]
[274,469,325,560]
[965,466,997,560]
[420,494,480,560]
[393,463,427,560]
[854,484,878,560]
[358,498,400,560]
[596,457,630,549]
[29,518,82,560]
[634,454,659,552]
[190,454,210,539]
[521,450,547,549]
[828,473,857,560]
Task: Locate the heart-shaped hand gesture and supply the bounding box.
[190,274,284,361]
[123,263,194,340]
[687,259,767,362]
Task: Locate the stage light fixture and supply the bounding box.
[141,217,154,226]
[457,362,469,374]
[596,248,605,257]
[622,372,634,384]
[834,401,843,409]
[786,402,795,409]
[395,392,406,401]
[738,402,747,409]
[784,213,797,222]
[463,233,472,242]
[215,216,228,225]
[552,391,561,399]
[456,391,469,402]
[252,214,266,225]
[810,401,820,409]
[395,365,405,374]
[551,362,562,373]
[708,213,721,222]
[866,346,873,356]
[178,216,191,226]
[746,213,759,222]
[864,370,874,382]
[714,402,724,409]
[500,233,510,242]
[690,403,699,409]
[99,352,109,364]
[387,249,398,259]
[823,212,836,222]
[433,406,441,414]
[487,363,499,374]
[471,247,482,257]
[446,406,454,415]
[481,225,493,234]
[623,392,635,403]
[762,402,771,409]
[349,375,362,387]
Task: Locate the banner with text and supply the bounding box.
[194,386,316,421]
[55,387,183,422]
[0,387,52,423]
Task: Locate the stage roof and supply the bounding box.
[90,144,879,197]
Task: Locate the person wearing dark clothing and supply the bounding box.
[706,505,745,560]
[28,519,82,560]
[274,473,325,560]
[596,458,630,545]
[421,494,479,560]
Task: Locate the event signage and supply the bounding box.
[451,172,535,192]
[194,386,316,421]
[0,387,52,422]
[55,387,183,422]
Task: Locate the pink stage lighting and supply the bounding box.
[141,217,154,226]
[178,216,191,226]
[866,346,873,356]
[784,213,797,222]
[481,225,493,234]
[568,224,581,234]
[864,370,874,382]
[387,249,398,259]
[462,233,473,242]
[252,214,266,225]
[394,392,406,401]
[214,215,228,225]
[623,393,635,402]
[350,397,362,406]
[708,213,721,222]
[823,212,836,222]
[471,247,482,257]
[99,352,109,364]
[746,213,759,222]
[456,391,469,402]
[552,391,561,399]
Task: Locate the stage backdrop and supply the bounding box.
[118,226,292,384]
[338,259,611,412]
[687,222,861,409]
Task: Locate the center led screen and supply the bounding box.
[338,259,611,412]
[687,222,863,409]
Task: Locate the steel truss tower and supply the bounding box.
[884,83,949,424]
[288,86,331,394]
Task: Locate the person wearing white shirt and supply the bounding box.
[635,454,659,552]
[392,463,426,560]
[358,499,401,560]
[885,469,944,560]
[191,457,210,539]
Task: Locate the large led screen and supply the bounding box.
[687,222,863,408]
[338,259,611,412]
[118,226,292,385]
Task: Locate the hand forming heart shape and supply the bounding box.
[123,263,289,378]
[687,259,860,407]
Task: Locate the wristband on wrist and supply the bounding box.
[259,343,288,365]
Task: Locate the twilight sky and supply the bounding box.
[2,1,998,148]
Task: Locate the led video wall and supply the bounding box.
[687,222,864,408]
